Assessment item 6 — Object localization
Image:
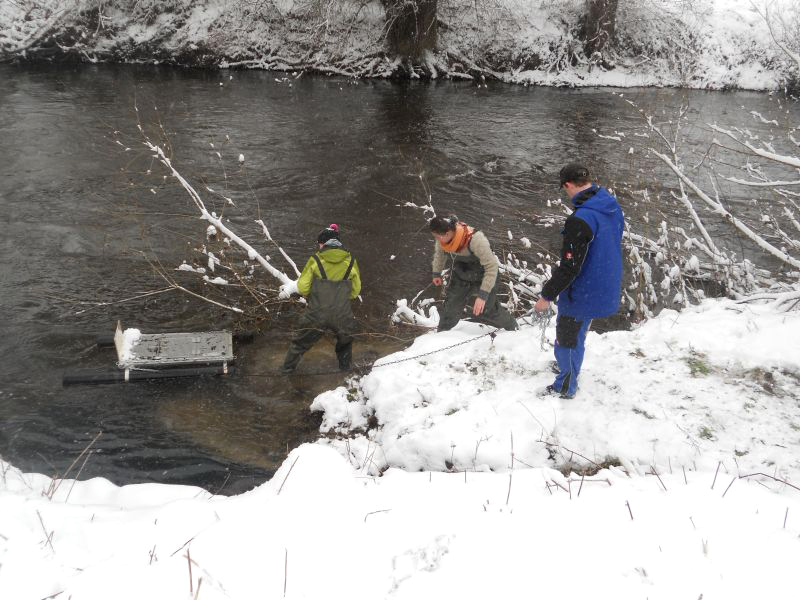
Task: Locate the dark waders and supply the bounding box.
[438,254,517,332]
[283,256,356,372]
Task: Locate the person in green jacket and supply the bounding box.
[282,224,362,374]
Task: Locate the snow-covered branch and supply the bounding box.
[144,141,299,298]
[391,299,439,328]
[651,149,800,270]
[785,206,800,234]
[755,0,800,76]
[153,265,244,314]
[725,177,800,187]
[669,189,723,263]
[736,288,800,310]
[710,124,800,170]
[256,219,301,278]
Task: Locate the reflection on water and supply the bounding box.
[154,334,405,473]
[0,63,789,492]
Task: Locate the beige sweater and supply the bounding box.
[432,230,500,298]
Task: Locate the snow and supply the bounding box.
[3,0,800,586]
[117,328,141,362]
[1,299,800,598]
[392,298,440,328]
[176,261,207,274]
[202,275,229,285]
[319,299,800,480]
[2,0,799,90]
[1,442,799,599]
[278,279,299,299]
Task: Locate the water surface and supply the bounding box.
[0,63,789,492]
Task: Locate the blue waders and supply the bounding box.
[552,316,592,398]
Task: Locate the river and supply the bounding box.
[0,63,789,493]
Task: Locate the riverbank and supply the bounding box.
[1,297,799,598]
[1,0,798,90]
[314,297,800,478]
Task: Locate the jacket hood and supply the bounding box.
[572,185,620,216]
[319,248,351,264]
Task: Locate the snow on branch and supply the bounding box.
[651,149,800,271]
[392,299,439,328]
[154,267,244,314]
[668,189,723,263]
[256,219,301,278]
[725,177,800,187]
[756,1,800,76]
[785,206,800,234]
[736,288,800,311]
[144,141,299,298]
[710,124,800,169]
[400,201,435,215]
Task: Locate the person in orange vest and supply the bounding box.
[430,215,517,332]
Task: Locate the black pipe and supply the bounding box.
[62,365,234,385]
[95,334,115,348]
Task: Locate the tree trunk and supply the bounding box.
[383,0,438,59]
[582,0,619,57]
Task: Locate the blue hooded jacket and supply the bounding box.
[555,185,625,319]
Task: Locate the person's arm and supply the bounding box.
[540,215,594,301]
[348,258,361,299]
[432,241,446,281]
[296,257,318,297]
[470,232,499,300]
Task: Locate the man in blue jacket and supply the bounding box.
[534,163,625,398]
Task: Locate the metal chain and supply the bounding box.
[239,310,555,378]
[519,308,554,350]
[364,327,500,370]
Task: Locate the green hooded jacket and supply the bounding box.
[297,248,361,299]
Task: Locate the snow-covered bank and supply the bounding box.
[1,298,799,598]
[1,0,798,90]
[2,444,799,599]
[314,298,800,481]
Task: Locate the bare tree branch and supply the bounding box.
[651,149,800,270]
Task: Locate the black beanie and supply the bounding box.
[317,224,340,244]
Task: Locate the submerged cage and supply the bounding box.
[62,322,235,385]
[113,321,234,369]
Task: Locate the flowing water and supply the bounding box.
[0,63,791,493]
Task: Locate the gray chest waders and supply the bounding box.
[451,253,484,283]
[439,246,483,331]
[306,254,357,329]
[282,255,357,372]
[438,241,518,332]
